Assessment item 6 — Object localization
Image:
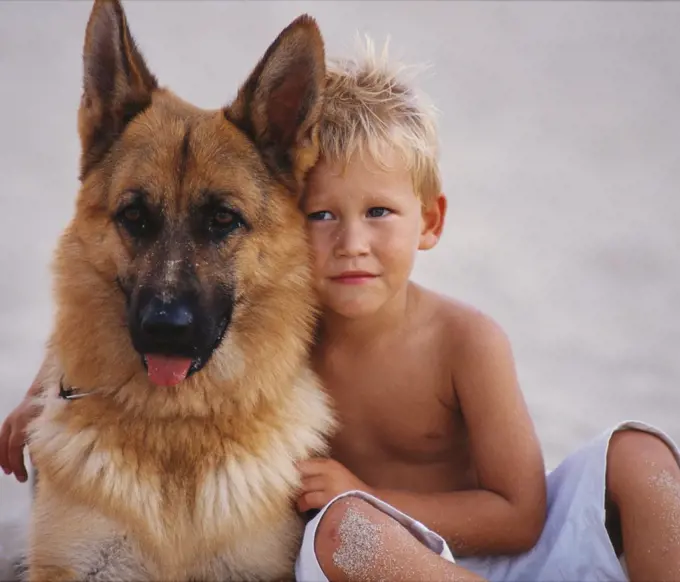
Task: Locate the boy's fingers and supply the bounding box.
[299,475,327,493]
[0,422,10,474]
[297,491,327,513]
[8,434,27,482]
[297,458,331,476]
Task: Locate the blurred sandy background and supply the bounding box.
[1,0,678,570]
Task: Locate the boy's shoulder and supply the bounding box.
[411,283,512,364]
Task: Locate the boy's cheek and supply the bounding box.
[307,225,332,247]
[306,233,330,268]
[311,250,331,280]
[380,235,419,268]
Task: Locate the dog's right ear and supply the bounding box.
[78,0,158,179]
[224,15,326,195]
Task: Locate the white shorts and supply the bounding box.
[295,420,680,582]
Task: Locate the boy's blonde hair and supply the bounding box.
[319,36,441,204]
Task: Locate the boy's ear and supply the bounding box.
[419,193,447,251]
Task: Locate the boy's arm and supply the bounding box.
[298,312,546,556]
[0,353,52,481]
[372,313,547,556]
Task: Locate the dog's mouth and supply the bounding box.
[142,355,193,387]
[139,314,230,387]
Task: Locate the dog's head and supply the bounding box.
[53,0,325,396]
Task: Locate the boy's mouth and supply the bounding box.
[330,271,377,285]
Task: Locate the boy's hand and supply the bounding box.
[296,458,374,512]
[0,393,40,483]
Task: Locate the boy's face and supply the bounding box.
[303,150,444,319]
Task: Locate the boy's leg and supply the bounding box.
[606,428,680,581]
[296,491,486,582]
[313,496,485,582]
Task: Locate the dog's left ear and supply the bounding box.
[225,15,326,194]
[78,0,158,179]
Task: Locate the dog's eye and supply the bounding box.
[214,209,235,227]
[116,203,151,238]
[123,207,142,222]
[207,207,245,241]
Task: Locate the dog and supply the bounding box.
[25,0,335,580]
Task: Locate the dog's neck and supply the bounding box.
[58,377,93,400]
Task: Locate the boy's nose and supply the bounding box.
[335,222,369,258]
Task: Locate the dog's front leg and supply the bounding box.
[27,479,142,582]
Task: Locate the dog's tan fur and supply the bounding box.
[25,1,334,580]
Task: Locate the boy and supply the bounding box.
[292,46,680,581]
[3,42,680,582]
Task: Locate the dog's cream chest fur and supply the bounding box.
[28,370,333,580]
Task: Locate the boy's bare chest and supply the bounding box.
[321,354,473,490]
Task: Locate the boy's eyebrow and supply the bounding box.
[361,185,411,199]
[300,193,329,208]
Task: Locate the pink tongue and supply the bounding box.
[145,355,192,387]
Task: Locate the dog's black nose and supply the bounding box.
[140,298,194,340]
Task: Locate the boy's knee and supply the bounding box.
[314,496,388,581]
[607,429,679,503]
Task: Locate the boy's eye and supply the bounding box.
[307,210,334,221]
[366,207,392,218]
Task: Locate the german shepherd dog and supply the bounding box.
[25,0,334,580]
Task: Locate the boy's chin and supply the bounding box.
[325,297,386,320]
